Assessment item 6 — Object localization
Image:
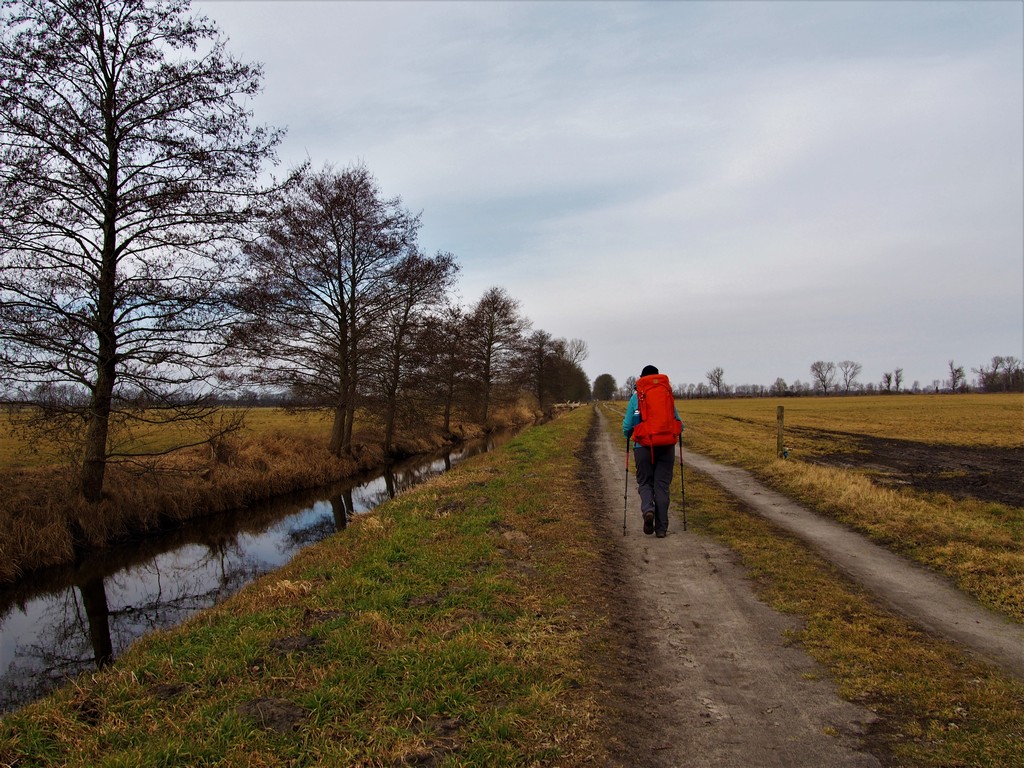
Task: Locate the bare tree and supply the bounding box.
[947,360,966,392]
[810,361,836,394]
[421,303,469,434]
[894,367,904,393]
[238,163,418,456]
[706,367,725,396]
[974,356,1024,392]
[548,338,590,403]
[521,332,590,409]
[881,372,893,393]
[838,360,862,393]
[369,248,458,453]
[563,338,589,368]
[0,0,285,501]
[464,287,531,423]
[770,377,788,396]
[523,330,557,410]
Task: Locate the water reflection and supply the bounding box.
[0,431,509,714]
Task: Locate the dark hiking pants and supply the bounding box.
[633,443,675,534]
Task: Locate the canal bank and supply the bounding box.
[0,406,609,765]
[0,430,520,714]
[0,406,540,586]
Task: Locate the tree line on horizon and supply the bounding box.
[591,355,1023,400]
[0,0,590,505]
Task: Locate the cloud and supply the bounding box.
[195,0,1022,388]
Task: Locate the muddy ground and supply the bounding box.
[795,428,1024,508]
[583,410,1023,767]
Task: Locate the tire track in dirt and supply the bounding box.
[591,409,882,767]
[681,450,1024,681]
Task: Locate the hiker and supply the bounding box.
[622,365,682,537]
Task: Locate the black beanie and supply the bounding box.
[641,365,659,377]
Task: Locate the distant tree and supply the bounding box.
[838,361,862,393]
[623,376,638,397]
[522,330,560,410]
[593,374,617,400]
[946,360,967,392]
[464,287,530,423]
[810,361,836,395]
[706,367,726,396]
[422,303,469,434]
[552,352,591,402]
[238,162,419,456]
[894,367,904,393]
[770,377,788,396]
[519,332,590,408]
[973,356,1024,393]
[0,0,286,502]
[562,338,589,369]
[881,372,893,393]
[369,248,458,453]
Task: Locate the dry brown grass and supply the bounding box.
[682,392,1023,448]
[0,402,538,585]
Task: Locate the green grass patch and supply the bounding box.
[0,407,610,767]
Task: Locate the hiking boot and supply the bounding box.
[656,530,667,538]
[643,511,655,535]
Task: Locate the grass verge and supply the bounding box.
[0,406,610,767]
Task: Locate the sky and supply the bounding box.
[192,0,1023,392]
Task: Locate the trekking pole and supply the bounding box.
[678,433,687,531]
[623,437,630,536]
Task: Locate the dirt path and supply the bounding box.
[590,407,1024,766]
[681,449,1024,680]
[590,410,882,767]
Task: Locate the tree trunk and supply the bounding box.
[81,366,114,502]
[79,576,113,668]
[82,112,119,503]
[383,405,396,455]
[328,402,346,457]
[442,379,454,433]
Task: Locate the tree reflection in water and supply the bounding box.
[0,429,511,713]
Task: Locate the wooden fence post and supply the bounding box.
[776,405,785,458]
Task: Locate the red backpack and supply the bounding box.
[632,373,682,448]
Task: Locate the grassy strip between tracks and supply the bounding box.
[0,407,610,767]
[601,403,1024,767]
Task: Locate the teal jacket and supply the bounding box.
[622,391,682,439]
